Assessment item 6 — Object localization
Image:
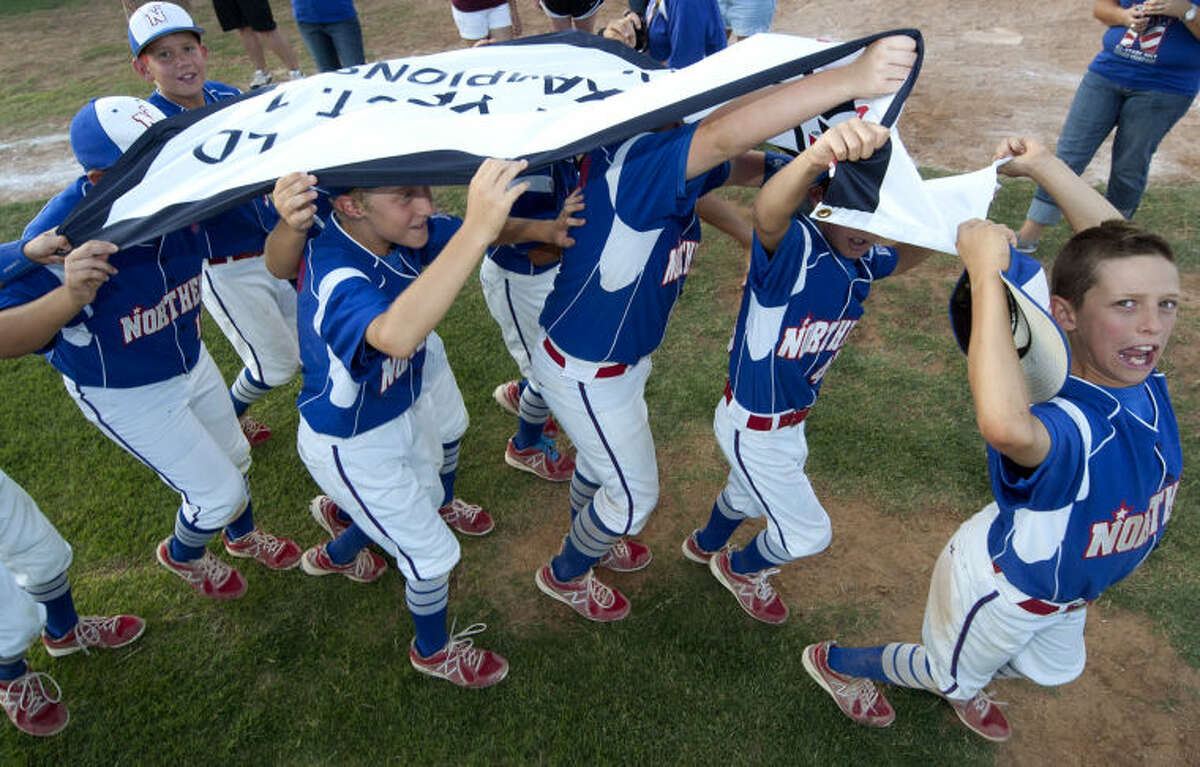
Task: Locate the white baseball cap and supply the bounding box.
[69,97,166,172]
[948,257,1071,404]
[128,2,204,56]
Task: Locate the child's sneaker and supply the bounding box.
[223,527,302,570]
[505,436,574,482]
[438,499,494,536]
[708,547,788,624]
[535,565,630,622]
[597,537,652,572]
[309,495,351,538]
[0,671,68,737]
[156,538,247,600]
[42,615,146,657]
[300,542,387,583]
[408,623,508,689]
[680,529,717,565]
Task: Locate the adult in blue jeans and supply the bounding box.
[291,0,365,72]
[1016,0,1199,252]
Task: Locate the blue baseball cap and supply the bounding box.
[69,97,166,172]
[128,2,204,56]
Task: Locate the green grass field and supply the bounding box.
[0,1,1197,764]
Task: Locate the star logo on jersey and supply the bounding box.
[1111,502,1134,522]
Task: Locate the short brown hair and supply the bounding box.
[1051,219,1175,308]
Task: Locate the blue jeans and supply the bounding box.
[297,18,365,72]
[1028,70,1194,225]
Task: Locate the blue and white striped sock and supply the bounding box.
[230,368,271,417]
[552,502,620,582]
[696,491,747,551]
[568,470,600,520]
[171,507,220,562]
[37,584,79,640]
[439,440,460,508]
[827,643,939,692]
[513,384,551,450]
[407,575,450,658]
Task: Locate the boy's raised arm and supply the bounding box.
[995,137,1122,232]
[686,35,917,180]
[366,159,529,359]
[754,118,890,252]
[956,219,1051,468]
[264,172,319,280]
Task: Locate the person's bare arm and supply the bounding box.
[753,119,890,252]
[995,137,1122,232]
[686,35,917,179]
[264,172,318,280]
[364,160,529,358]
[0,241,117,358]
[957,219,1051,468]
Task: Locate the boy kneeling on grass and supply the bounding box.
[803,137,1182,741]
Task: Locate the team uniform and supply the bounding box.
[149,82,301,441]
[531,123,729,618]
[480,160,579,481]
[0,163,300,598]
[683,207,900,624]
[804,248,1183,738]
[295,211,507,687]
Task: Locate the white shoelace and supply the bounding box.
[62,615,124,654]
[749,567,781,600]
[437,622,489,675]
[1,672,62,715]
[449,499,483,523]
[585,571,616,608]
[194,551,234,588]
[240,529,288,556]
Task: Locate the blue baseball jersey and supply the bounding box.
[149,82,281,259]
[0,178,208,388]
[646,0,727,69]
[987,372,1181,603]
[485,159,579,276]
[296,213,461,438]
[727,215,898,414]
[539,123,730,364]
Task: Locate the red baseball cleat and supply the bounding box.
[156,538,247,600]
[597,537,652,572]
[708,547,788,624]
[42,615,146,657]
[802,641,895,728]
[409,623,509,689]
[239,415,272,446]
[505,437,574,482]
[535,565,630,622]
[1,671,69,737]
[438,499,494,536]
[223,527,302,570]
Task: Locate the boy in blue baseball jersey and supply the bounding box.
[803,137,1182,741]
[481,159,580,483]
[680,119,933,625]
[0,96,303,601]
[128,2,301,447]
[530,35,919,623]
[277,159,582,687]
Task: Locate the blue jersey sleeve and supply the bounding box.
[861,246,900,280]
[416,215,462,268]
[614,124,719,229]
[1,179,87,289]
[989,403,1086,511]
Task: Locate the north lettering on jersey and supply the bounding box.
[1083,480,1178,559]
[379,355,409,394]
[776,317,858,359]
[661,239,698,285]
[118,275,202,344]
